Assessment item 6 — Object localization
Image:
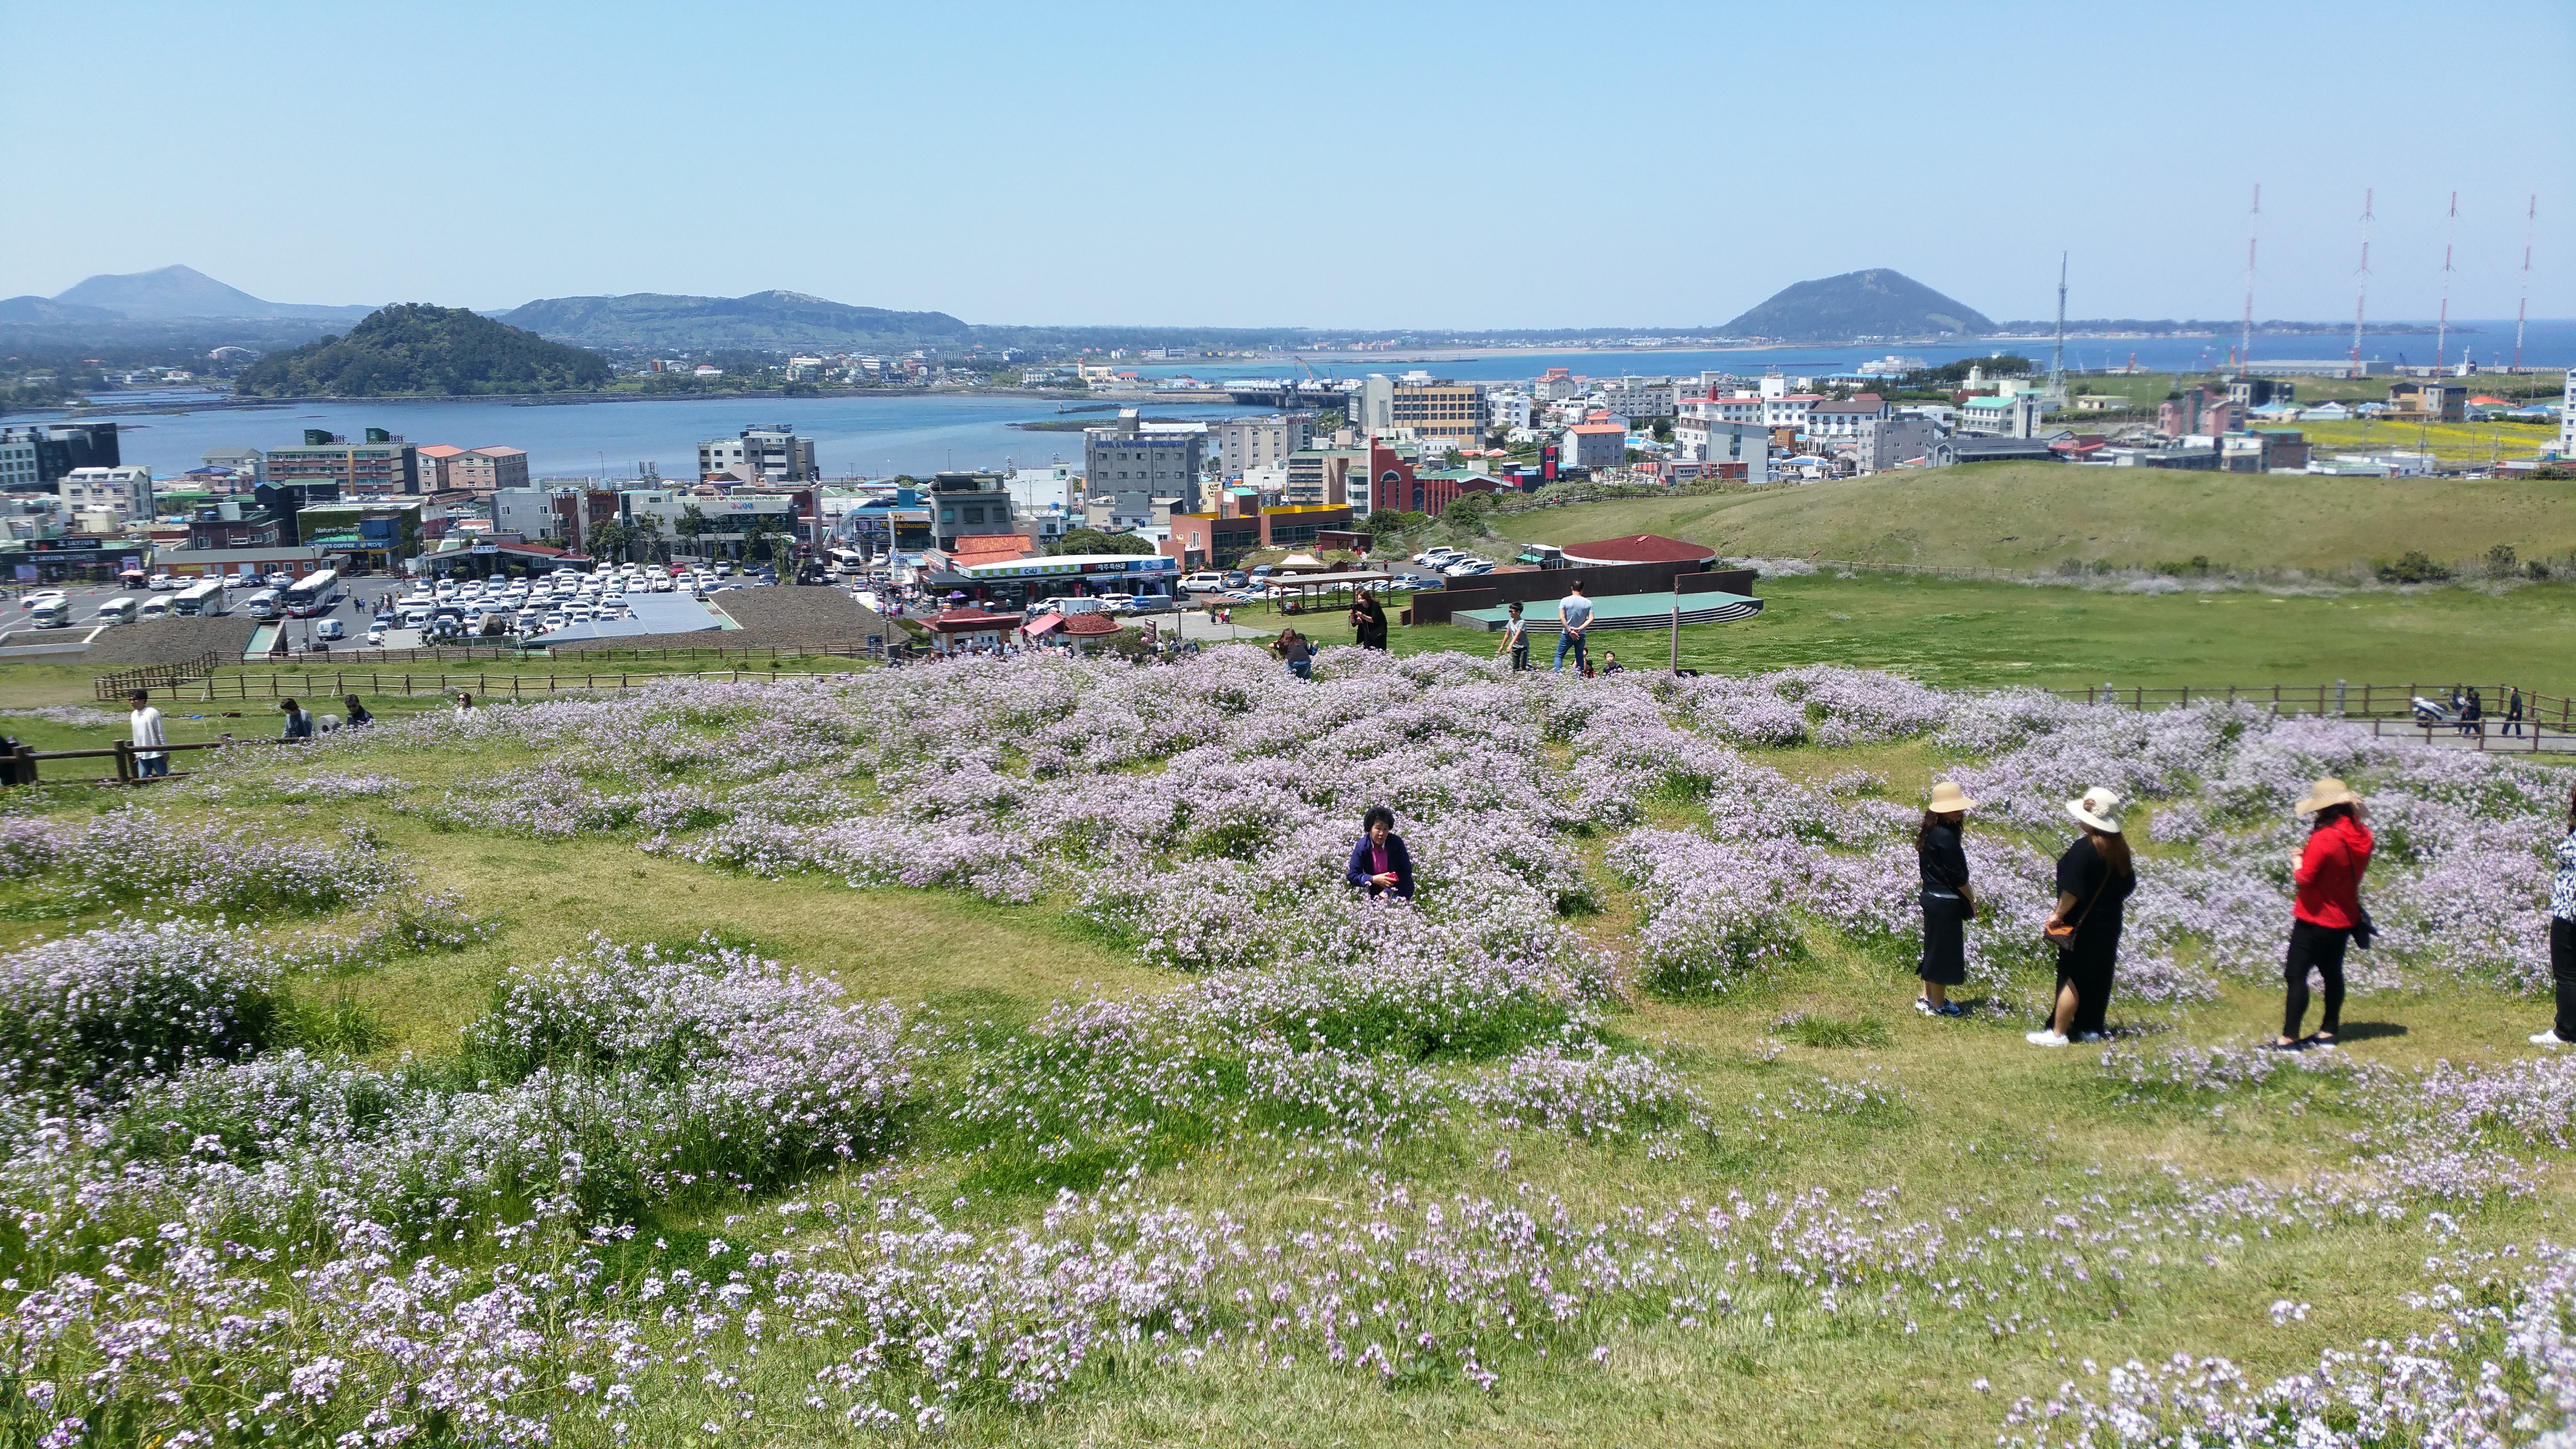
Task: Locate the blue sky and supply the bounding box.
[3,0,2570,328]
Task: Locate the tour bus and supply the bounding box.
[284,568,338,618]
[28,597,74,629]
[137,596,172,622]
[242,588,284,621]
[171,578,227,617]
[96,596,139,624]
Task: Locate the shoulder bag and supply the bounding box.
[2044,864,2111,954]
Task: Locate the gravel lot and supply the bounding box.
[79,617,258,665]
[549,587,897,655]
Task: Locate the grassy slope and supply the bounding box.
[1,706,2564,1447]
[1488,463,2576,573]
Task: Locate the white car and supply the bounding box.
[23,589,67,607]
[313,618,346,641]
[1180,572,1226,594]
[147,572,177,591]
[364,628,386,646]
[648,577,675,593]
[540,612,567,632]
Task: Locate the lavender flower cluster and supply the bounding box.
[0,805,408,916]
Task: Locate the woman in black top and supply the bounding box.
[2030,787,2136,1046]
[1915,781,1978,1016]
[1349,590,1388,650]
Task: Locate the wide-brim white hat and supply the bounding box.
[2065,786,2124,834]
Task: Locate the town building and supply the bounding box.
[1213,415,1315,482]
[0,422,120,491]
[1597,377,1675,419]
[1803,395,1893,442]
[1561,422,1627,471]
[263,428,421,495]
[2157,387,2238,439]
[698,423,819,484]
[1854,416,1943,474]
[2562,371,2576,458]
[2387,380,2465,422]
[2221,430,2314,473]
[418,444,531,495]
[1959,393,2045,438]
[1673,418,1770,482]
[1531,369,1587,402]
[57,465,153,522]
[1287,444,1368,512]
[926,472,1020,553]
[1484,390,1534,431]
[200,447,263,484]
[1354,375,1487,447]
[1084,409,1207,525]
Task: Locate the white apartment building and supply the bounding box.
[1485,390,1534,430]
[1213,415,1314,481]
[0,436,35,491]
[1597,377,1675,419]
[2561,371,2575,457]
[58,465,154,522]
[1673,419,1770,483]
[697,424,819,484]
[1804,396,1894,442]
[1005,465,1080,515]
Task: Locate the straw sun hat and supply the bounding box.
[2064,786,2125,834]
[1927,780,1977,813]
[2294,777,2364,815]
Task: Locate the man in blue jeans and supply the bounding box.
[1552,582,1594,673]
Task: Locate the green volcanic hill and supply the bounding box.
[232,303,612,397]
[1721,269,1995,341]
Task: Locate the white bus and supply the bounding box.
[242,588,284,620]
[137,596,172,622]
[172,579,227,617]
[285,568,338,618]
[96,596,139,624]
[28,598,74,629]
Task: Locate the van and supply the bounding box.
[1180,572,1226,594]
[29,599,73,629]
[138,597,172,622]
[97,596,139,624]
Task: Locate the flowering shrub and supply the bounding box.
[0,918,283,1096]
[3,807,407,915]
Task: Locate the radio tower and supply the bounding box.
[2435,191,2457,373]
[2513,194,2537,373]
[2238,184,2260,375]
[2049,251,2067,390]
[2350,188,2373,377]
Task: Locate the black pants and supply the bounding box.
[1918,894,1966,985]
[1510,643,1529,672]
[2054,947,2115,1037]
[2284,919,2350,1039]
[2554,917,2576,1041]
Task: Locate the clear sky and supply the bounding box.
[3,0,2569,329]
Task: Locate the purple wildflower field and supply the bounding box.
[2,644,2575,1443]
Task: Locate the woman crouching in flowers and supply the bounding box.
[1915,780,1977,1017]
[2030,787,2134,1047]
[1344,805,1415,901]
[2536,786,2576,1047]
[2276,777,2372,1051]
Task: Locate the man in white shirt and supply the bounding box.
[1553,582,1594,674]
[127,689,168,778]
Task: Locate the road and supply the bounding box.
[0,576,417,644]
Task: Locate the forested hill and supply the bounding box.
[232,304,612,397]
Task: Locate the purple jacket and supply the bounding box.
[1345,833,1415,899]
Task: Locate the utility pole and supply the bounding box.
[2351,188,2374,378]
[2514,194,2537,374]
[2239,184,2260,376]
[2436,191,2458,374]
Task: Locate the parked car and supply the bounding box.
[1180,571,1226,594]
[1221,571,1251,589]
[147,572,177,591]
[312,618,346,641]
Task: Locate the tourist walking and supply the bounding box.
[2535,786,2576,1046]
[1271,628,1314,680]
[1552,582,1594,674]
[1496,602,1529,672]
[2463,688,2485,739]
[2029,787,2135,1046]
[2507,689,2526,737]
[1344,805,1416,901]
[127,689,168,779]
[2276,778,2373,1050]
[1916,780,1977,1016]
[1350,589,1388,650]
[342,694,373,728]
[279,697,314,742]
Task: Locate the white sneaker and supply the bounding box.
[1915,997,1935,1016]
[2026,1030,2071,1047]
[2533,1031,2568,1046]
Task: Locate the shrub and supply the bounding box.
[2376,550,2453,584]
[0,919,284,1096]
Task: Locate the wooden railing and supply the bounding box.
[93,651,226,701]
[2049,681,2573,752]
[178,664,868,702]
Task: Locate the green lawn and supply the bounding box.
[1487,462,2576,574]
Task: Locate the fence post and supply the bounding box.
[2335,679,2347,716]
[113,740,132,784]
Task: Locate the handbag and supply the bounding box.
[2351,907,2376,950]
[2044,864,2112,954]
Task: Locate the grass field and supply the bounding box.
[1489,462,2576,575]
[4,659,2575,1444]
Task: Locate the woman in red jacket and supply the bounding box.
[2276,777,2372,1050]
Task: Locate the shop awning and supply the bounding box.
[1022,612,1065,637]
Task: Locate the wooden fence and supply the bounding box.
[93,651,226,701]
[2047,681,2574,753]
[180,665,865,702]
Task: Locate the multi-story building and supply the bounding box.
[1484,391,1534,431]
[1804,394,1893,442]
[0,422,119,491]
[263,428,421,495]
[418,444,531,495]
[2562,371,2576,458]
[698,424,819,484]
[1285,444,1368,509]
[1213,415,1315,482]
[2157,387,2237,439]
[1084,409,1207,523]
[56,465,154,523]
[1531,369,1587,402]
[1853,416,1942,474]
[1673,419,1771,483]
[1353,375,1487,448]
[1960,393,2045,438]
[1561,422,1628,471]
[926,472,1019,553]
[201,447,263,482]
[1597,377,1675,419]
[0,434,39,493]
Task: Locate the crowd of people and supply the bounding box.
[1342,773,2576,1053]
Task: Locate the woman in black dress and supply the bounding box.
[2030,786,2136,1047]
[1915,780,1977,1017]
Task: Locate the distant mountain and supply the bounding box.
[1721,269,1995,341]
[48,265,376,322]
[0,296,120,324]
[499,290,975,351]
[232,304,612,397]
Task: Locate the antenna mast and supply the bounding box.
[2514,193,2536,374]
[2049,251,2067,388]
[2238,184,2260,374]
[2351,188,2373,378]
[2435,191,2457,373]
